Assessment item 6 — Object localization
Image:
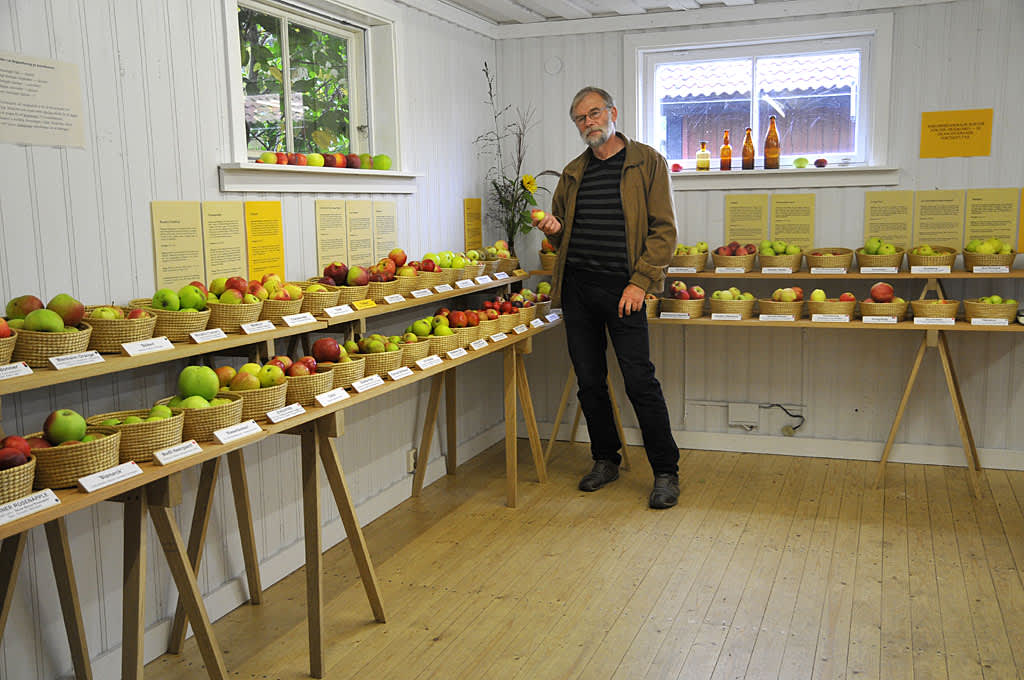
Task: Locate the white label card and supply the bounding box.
[863,315,898,324]
[715,267,745,274]
[761,267,793,274]
[759,314,795,321]
[122,336,174,356]
[352,374,385,393]
[545,313,560,323]
[811,267,847,274]
[410,289,432,299]
[513,324,529,334]
[435,284,454,293]
[475,275,493,284]
[283,312,317,327]
[242,320,275,334]
[711,313,742,320]
[0,489,60,526]
[416,355,443,369]
[530,318,544,328]
[0,362,33,380]
[153,440,203,466]
[383,294,406,304]
[77,461,143,493]
[550,308,562,316]
[315,387,350,406]
[667,266,697,274]
[914,316,955,325]
[50,351,104,370]
[469,339,488,350]
[860,266,898,274]
[972,265,1009,274]
[489,332,508,342]
[191,328,227,343]
[388,366,414,381]
[455,279,475,289]
[660,312,690,319]
[494,272,510,280]
[324,304,354,317]
[214,419,263,444]
[267,403,306,423]
[447,347,468,359]
[812,314,850,323]
[911,265,951,274]
[971,317,1009,326]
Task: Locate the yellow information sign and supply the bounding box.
[770,194,815,251]
[315,200,348,273]
[863,191,913,249]
[464,198,482,251]
[912,190,965,249]
[202,201,247,283]
[373,201,397,262]
[723,194,769,245]
[352,299,376,310]
[244,201,285,281]
[920,108,993,158]
[151,201,205,291]
[346,200,373,267]
[964,188,1020,248]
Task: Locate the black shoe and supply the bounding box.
[579,460,619,492]
[649,473,679,509]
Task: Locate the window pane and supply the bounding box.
[238,8,287,152]
[755,52,859,158]
[288,22,351,155]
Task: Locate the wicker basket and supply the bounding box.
[259,298,303,325]
[498,311,521,332]
[660,297,705,318]
[400,339,431,367]
[539,252,557,271]
[480,260,499,275]
[454,326,479,346]
[29,427,121,489]
[963,251,1017,272]
[12,323,93,368]
[859,300,909,320]
[336,284,371,304]
[129,300,211,341]
[856,248,905,270]
[907,246,958,268]
[711,252,756,272]
[428,333,463,355]
[911,299,960,319]
[534,300,552,317]
[157,393,243,442]
[496,257,519,273]
[397,275,422,296]
[805,248,854,270]
[963,298,1017,322]
[85,307,157,354]
[418,270,448,289]
[206,301,263,333]
[757,299,804,318]
[285,370,333,406]
[295,283,341,315]
[757,252,804,271]
[709,298,755,318]
[669,252,708,271]
[807,300,857,316]
[462,263,485,278]
[439,268,466,286]
[225,382,288,421]
[86,409,185,463]
[332,357,366,388]
[0,455,36,504]
[477,318,500,337]
[0,332,17,365]
[518,305,538,323]
[354,350,402,376]
[645,298,660,319]
[367,279,400,301]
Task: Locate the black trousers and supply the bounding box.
[561,267,679,475]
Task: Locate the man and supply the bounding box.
[534,86,680,509]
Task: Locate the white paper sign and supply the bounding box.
[352,374,385,393]
[388,366,414,381]
[812,314,850,323]
[447,347,468,359]
[860,266,899,274]
[913,316,955,325]
[711,313,742,320]
[513,324,529,334]
[530,318,544,328]
[242,320,275,334]
[214,419,262,444]
[761,267,793,274]
[315,387,350,406]
[911,265,951,274]
[659,312,690,319]
[715,267,745,274]
[667,266,696,274]
[494,272,510,280]
[266,403,306,423]
[475,275,494,284]
[469,339,488,350]
[435,284,454,293]
[153,440,203,466]
[191,328,227,343]
[122,336,174,356]
[50,351,104,370]
[455,279,475,289]
[811,267,847,274]
[971,317,1009,326]
[416,355,443,369]
[324,304,354,318]
[550,308,562,316]
[759,314,796,321]
[0,362,33,380]
[863,315,898,324]
[544,313,560,323]
[77,461,143,493]
[0,489,60,526]
[283,312,317,327]
[383,294,406,304]
[490,332,508,342]
[410,289,432,299]
[972,265,1010,274]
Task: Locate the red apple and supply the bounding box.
[688,285,705,300]
[126,307,148,319]
[388,248,407,267]
[0,448,28,470]
[421,258,437,272]
[270,355,293,370]
[311,337,341,363]
[286,362,311,377]
[0,318,11,338]
[323,261,348,283]
[839,292,856,302]
[188,281,208,296]
[448,310,468,328]
[500,301,515,315]
[25,437,51,449]
[298,355,317,372]
[484,308,499,321]
[791,286,803,301]
[345,153,361,169]
[465,310,480,327]
[434,307,450,317]
[869,281,895,303]
[225,276,248,293]
[1,435,32,456]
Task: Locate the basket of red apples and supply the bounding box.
[806,289,857,316]
[858,282,908,320]
[661,281,706,317]
[281,354,333,405]
[0,436,36,504]
[709,288,756,318]
[219,360,289,421]
[316,261,372,304]
[711,242,757,271]
[256,275,304,324]
[205,277,264,332]
[759,286,805,317]
[0,318,15,364]
[805,247,854,270]
[446,308,483,344]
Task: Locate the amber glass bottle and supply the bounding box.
[696,141,710,171]
[719,130,732,171]
[763,115,780,169]
[741,127,755,169]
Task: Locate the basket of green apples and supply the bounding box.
[87,404,184,463]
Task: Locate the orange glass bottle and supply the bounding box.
[719,130,732,170]
[741,127,755,169]
[763,115,780,169]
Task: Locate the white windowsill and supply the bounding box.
[670,165,899,191]
[218,163,422,194]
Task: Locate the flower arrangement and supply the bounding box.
[475,62,558,257]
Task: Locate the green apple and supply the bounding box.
[433,325,454,336]
[152,288,180,311]
[149,404,173,419]
[359,153,372,169]
[257,364,285,387]
[258,151,278,164]
[177,284,207,311]
[166,395,184,408]
[238,362,261,376]
[24,309,65,332]
[100,418,121,426]
[145,416,164,422]
[178,395,211,409]
[209,397,232,407]
[178,365,220,400]
[793,157,809,168]
[122,415,144,425]
[878,243,897,255]
[785,244,801,255]
[537,281,551,295]
[372,154,391,170]
[209,277,228,295]
[411,319,432,337]
[43,409,87,444]
[81,433,104,443]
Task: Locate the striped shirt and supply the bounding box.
[566,148,630,275]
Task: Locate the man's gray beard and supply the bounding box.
[581,125,609,148]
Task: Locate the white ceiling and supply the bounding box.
[435,0,757,26]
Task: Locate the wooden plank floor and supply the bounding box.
[146,442,1024,680]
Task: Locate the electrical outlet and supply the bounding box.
[407,448,417,474]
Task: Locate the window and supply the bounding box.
[628,15,892,170]
[238,1,367,158]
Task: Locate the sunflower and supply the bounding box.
[521,174,537,194]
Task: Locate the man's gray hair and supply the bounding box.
[570,87,615,119]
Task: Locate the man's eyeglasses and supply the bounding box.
[572,106,610,127]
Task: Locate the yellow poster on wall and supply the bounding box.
[770,194,815,250]
[202,202,247,283]
[912,190,965,249]
[724,194,769,245]
[373,201,397,262]
[964,188,1020,248]
[346,200,373,266]
[315,200,348,273]
[464,198,482,250]
[151,201,205,291]
[863,191,913,249]
[244,201,285,280]
[920,108,993,158]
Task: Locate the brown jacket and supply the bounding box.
[548,132,677,305]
